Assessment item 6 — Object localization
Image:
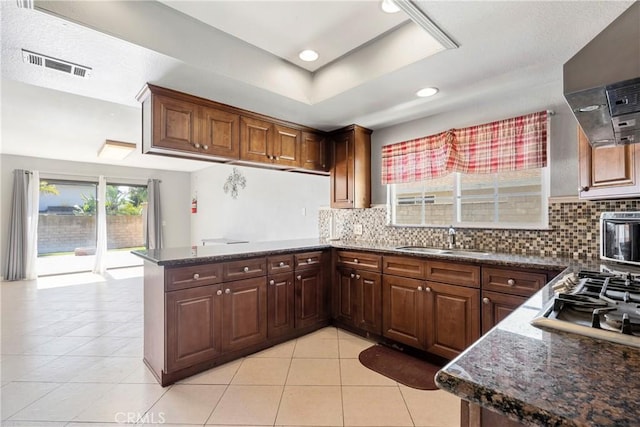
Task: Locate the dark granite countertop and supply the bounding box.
[132,238,331,266]
[435,260,640,427]
[133,238,571,271]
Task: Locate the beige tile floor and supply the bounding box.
[1,267,460,426]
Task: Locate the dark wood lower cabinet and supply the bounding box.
[461,401,525,427]
[424,281,480,360]
[267,272,295,338]
[221,277,268,352]
[166,284,223,373]
[382,275,425,349]
[295,267,326,328]
[334,267,381,334]
[481,291,526,334]
[357,271,381,334]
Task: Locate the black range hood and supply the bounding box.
[563,2,640,147]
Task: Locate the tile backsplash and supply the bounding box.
[319,199,640,259]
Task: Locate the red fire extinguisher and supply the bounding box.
[191,197,197,214]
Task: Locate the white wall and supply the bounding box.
[191,163,329,245]
[0,154,192,267]
[370,83,580,204]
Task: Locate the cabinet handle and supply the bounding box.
[194,142,201,149]
[243,266,249,273]
[216,290,222,296]
[483,297,490,305]
[354,258,359,264]
[297,275,302,280]
[275,156,280,160]
[269,280,275,286]
[507,279,516,286]
[307,258,313,263]
[225,288,231,294]
[279,261,285,267]
[350,273,356,278]
[356,274,360,279]
[417,286,423,291]
[579,186,589,192]
[193,273,200,279]
[203,145,209,150]
[425,287,432,292]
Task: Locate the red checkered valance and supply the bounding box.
[381,111,548,184]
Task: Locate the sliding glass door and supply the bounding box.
[37,179,147,276]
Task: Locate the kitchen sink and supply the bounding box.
[394,246,490,256]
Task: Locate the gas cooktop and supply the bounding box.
[531,268,640,348]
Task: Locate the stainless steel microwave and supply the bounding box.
[601,212,640,266]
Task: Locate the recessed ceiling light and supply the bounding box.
[381,0,400,13]
[299,49,319,62]
[416,87,439,97]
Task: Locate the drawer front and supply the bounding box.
[295,251,324,270]
[223,257,267,281]
[166,263,222,291]
[482,267,547,297]
[336,251,381,272]
[268,254,294,274]
[426,260,480,288]
[382,255,426,279]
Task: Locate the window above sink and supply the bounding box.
[387,167,549,230]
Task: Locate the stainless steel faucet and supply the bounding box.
[448,225,456,249]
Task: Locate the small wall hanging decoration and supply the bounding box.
[223,167,247,199]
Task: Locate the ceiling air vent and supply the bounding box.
[21,49,92,78]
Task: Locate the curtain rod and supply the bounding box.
[35,170,158,183]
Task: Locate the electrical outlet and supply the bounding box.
[354,224,363,235]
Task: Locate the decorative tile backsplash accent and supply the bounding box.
[319,199,640,259]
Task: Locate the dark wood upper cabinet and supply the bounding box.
[201,106,240,159]
[301,131,329,172]
[330,124,372,209]
[240,116,273,163]
[579,126,640,199]
[138,84,328,175]
[153,94,199,152]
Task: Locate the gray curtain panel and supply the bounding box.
[146,179,164,250]
[3,170,29,281]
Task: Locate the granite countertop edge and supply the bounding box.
[133,238,573,270]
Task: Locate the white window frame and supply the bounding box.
[387,166,550,230]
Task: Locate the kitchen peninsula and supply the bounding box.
[136,239,640,425]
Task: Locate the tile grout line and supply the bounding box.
[271,338,296,427]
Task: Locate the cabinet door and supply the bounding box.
[481,291,526,334]
[357,271,382,335]
[240,116,273,163]
[334,267,357,326]
[330,130,355,208]
[579,126,640,199]
[424,281,480,359]
[301,131,328,172]
[295,267,325,329]
[273,124,301,167]
[153,95,199,152]
[382,275,425,349]
[222,277,267,352]
[267,272,295,338]
[200,107,240,159]
[166,284,222,373]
